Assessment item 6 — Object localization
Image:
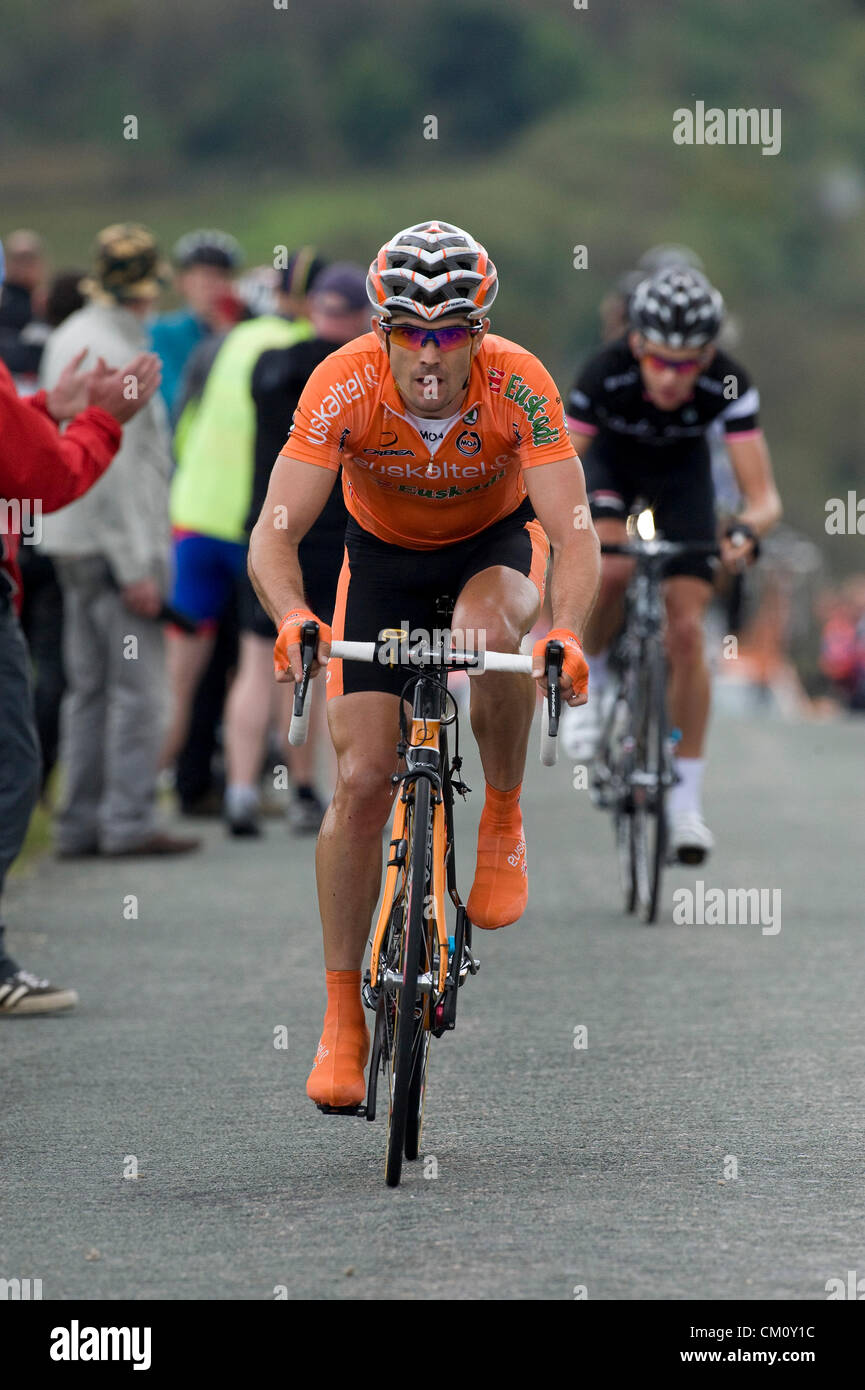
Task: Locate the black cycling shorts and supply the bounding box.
[238,525,346,638]
[326,498,549,701]
[583,438,717,583]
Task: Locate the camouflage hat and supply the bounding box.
[80,223,170,304]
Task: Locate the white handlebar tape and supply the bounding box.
[288,700,312,746]
[539,698,559,766]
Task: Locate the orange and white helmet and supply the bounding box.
[367,220,498,322]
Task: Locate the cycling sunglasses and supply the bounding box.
[639,345,706,374]
[380,321,484,352]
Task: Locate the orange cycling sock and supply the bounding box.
[467,782,528,931]
[306,969,370,1108]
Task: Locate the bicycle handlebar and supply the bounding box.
[601,539,720,558]
[287,627,565,765]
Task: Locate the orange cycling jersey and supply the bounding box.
[280,331,576,550]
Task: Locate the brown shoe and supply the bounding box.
[105,832,201,857]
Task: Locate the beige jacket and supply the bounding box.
[39,302,172,588]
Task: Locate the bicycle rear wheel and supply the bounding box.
[385,775,432,1187]
[632,643,668,924]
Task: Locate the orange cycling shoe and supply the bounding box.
[467,783,528,930]
[306,969,370,1109]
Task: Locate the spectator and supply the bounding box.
[819,579,865,710]
[159,249,326,782]
[38,224,201,858]
[18,270,87,795]
[0,230,50,390]
[44,270,86,328]
[0,235,165,1012]
[150,229,244,417]
[224,263,370,835]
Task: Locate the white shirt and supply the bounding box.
[402,407,463,456]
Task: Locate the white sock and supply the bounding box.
[669,757,704,817]
[588,648,609,696]
[225,783,260,818]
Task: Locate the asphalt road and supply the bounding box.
[1,709,863,1301]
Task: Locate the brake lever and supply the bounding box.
[294,619,319,717]
[545,640,564,736]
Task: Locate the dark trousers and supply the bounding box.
[19,547,65,789]
[0,598,42,978]
[175,598,238,808]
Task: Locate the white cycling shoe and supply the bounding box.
[667,809,715,865]
[559,698,602,762]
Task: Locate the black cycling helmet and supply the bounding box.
[629,266,724,349]
[172,229,243,271]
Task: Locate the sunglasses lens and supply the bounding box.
[435,327,472,350]
[388,325,473,350]
[647,353,700,373]
[389,326,425,349]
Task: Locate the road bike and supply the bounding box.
[290,622,563,1186]
[591,512,719,923]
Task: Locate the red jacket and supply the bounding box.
[0,358,122,610]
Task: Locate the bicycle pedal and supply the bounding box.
[315,1102,368,1117]
[361,978,379,1011]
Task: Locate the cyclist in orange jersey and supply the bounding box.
[249,221,600,1109]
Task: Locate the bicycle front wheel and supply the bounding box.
[632,642,669,924]
[385,775,432,1187]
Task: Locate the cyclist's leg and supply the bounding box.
[316,691,401,971]
[452,564,538,787]
[664,576,713,759]
[306,690,399,1106]
[306,523,437,1106]
[450,510,543,929]
[655,446,718,853]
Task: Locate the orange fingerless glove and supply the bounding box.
[532,627,589,697]
[274,607,332,677]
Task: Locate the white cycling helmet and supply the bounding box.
[367,220,498,322]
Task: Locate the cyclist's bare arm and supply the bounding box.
[723,432,783,565]
[567,427,596,463]
[523,454,601,644]
[725,432,782,533]
[248,454,337,627]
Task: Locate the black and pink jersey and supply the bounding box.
[566,337,760,464]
